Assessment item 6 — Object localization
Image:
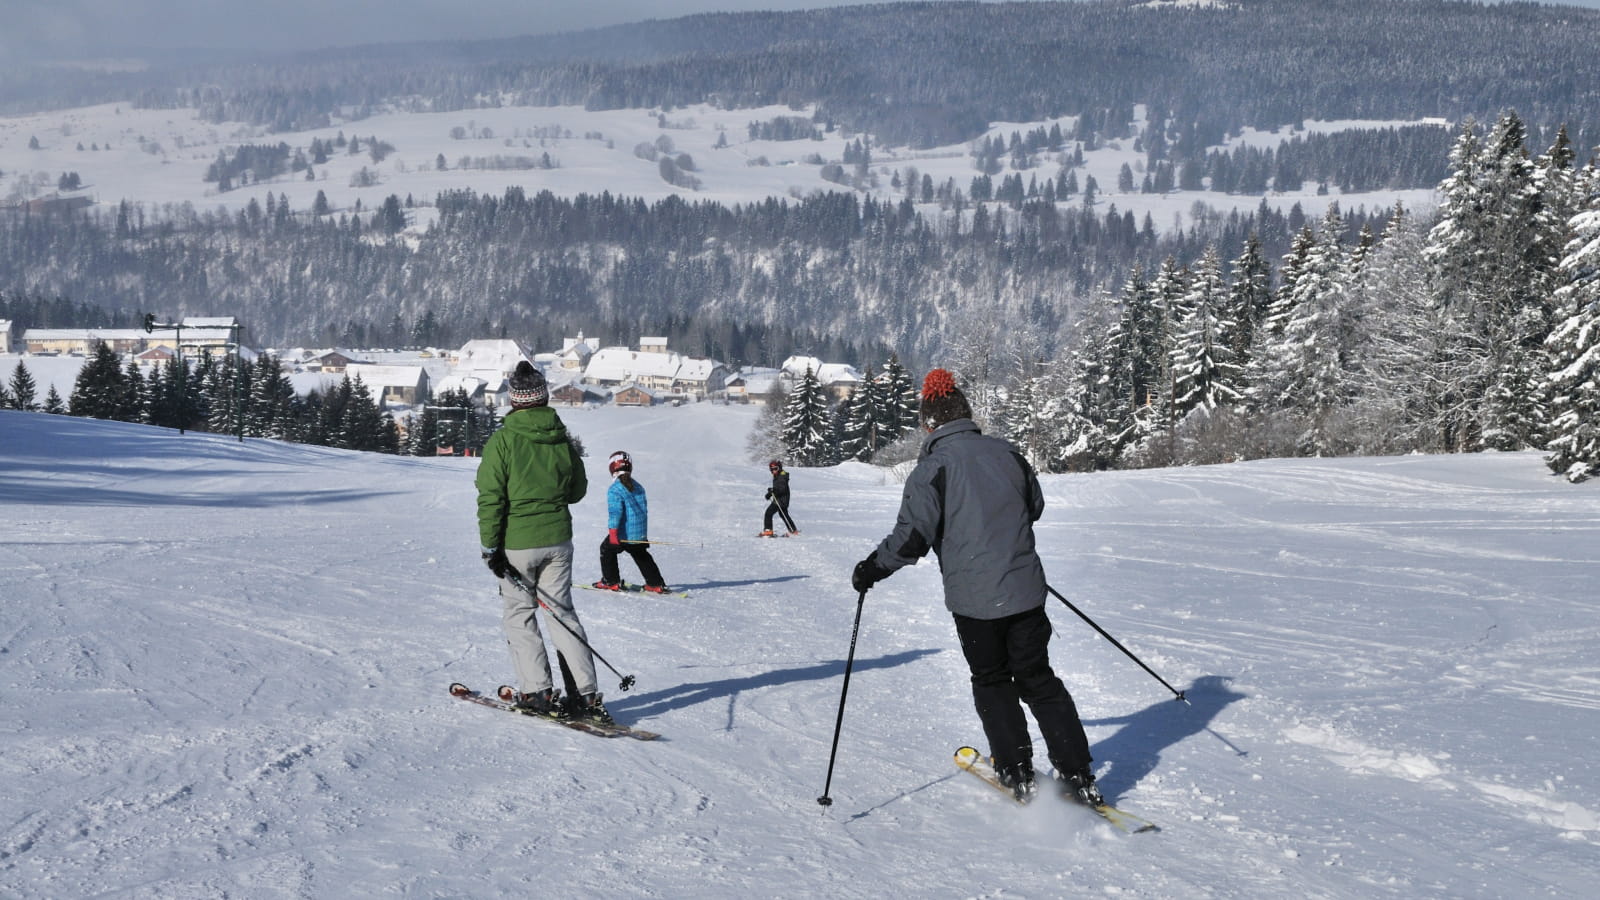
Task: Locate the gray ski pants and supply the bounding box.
[499,542,598,697]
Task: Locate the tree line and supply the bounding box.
[922,115,1600,483]
[3,342,497,457]
[756,113,1599,483]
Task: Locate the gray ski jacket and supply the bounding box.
[868,418,1048,620]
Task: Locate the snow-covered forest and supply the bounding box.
[3,0,1599,483]
[744,112,1600,483]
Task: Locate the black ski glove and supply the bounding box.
[852,555,891,594]
[483,548,509,579]
[764,488,772,500]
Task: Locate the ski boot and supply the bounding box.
[641,584,671,594]
[591,580,623,591]
[500,686,567,718]
[572,691,616,726]
[995,759,1037,802]
[1059,767,1104,807]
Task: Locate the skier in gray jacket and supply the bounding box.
[852,367,1101,805]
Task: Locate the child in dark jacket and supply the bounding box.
[594,451,669,593]
[761,459,798,536]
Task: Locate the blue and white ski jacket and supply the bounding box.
[607,478,650,543]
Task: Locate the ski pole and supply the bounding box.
[817,589,868,808]
[1046,584,1186,703]
[775,497,798,534]
[506,567,637,692]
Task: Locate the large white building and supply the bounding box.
[583,342,728,398]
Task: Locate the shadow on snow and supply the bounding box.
[611,648,941,722]
[1081,674,1249,803]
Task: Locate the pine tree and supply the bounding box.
[1227,234,1274,367]
[339,375,386,451]
[1278,206,1357,455]
[780,367,835,466]
[835,365,883,462]
[206,355,248,437]
[405,408,440,456]
[1171,246,1243,417]
[1544,164,1600,482]
[1246,224,1317,416]
[1424,112,1562,451]
[69,342,127,420]
[43,385,65,414]
[878,356,920,445]
[1347,203,1438,453]
[1056,289,1123,471]
[9,360,38,411]
[1147,256,1188,441]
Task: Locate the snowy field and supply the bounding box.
[0,99,1438,236]
[2,404,1597,897]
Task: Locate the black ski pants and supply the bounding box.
[953,604,1093,775]
[599,537,665,587]
[764,498,795,532]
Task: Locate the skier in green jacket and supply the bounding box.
[475,361,612,724]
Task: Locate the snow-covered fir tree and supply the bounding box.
[877,356,920,445]
[1280,206,1358,455]
[835,364,885,462]
[9,361,37,411]
[1424,112,1563,451]
[1244,223,1316,419]
[780,367,836,466]
[42,385,65,414]
[1170,246,1243,418]
[1226,234,1274,368]
[1544,161,1600,482]
[1054,286,1126,471]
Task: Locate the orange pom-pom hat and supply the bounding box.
[921,368,958,400]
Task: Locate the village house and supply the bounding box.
[22,317,246,358]
[24,328,147,355]
[556,334,598,370]
[672,356,729,398]
[453,339,533,393]
[431,373,500,409]
[612,383,659,407]
[0,319,14,354]
[345,363,430,406]
[307,349,366,373]
[550,382,609,407]
[781,355,862,401]
[725,367,784,404]
[582,338,727,400]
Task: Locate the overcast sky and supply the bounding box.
[5,0,1600,62]
[3,1,897,60]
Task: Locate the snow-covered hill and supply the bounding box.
[3,407,1597,897]
[0,99,1436,236]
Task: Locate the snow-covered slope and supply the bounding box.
[0,100,1436,237]
[3,406,1597,897]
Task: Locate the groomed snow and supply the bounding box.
[3,405,1597,897]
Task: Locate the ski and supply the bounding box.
[953,746,1157,833]
[578,582,690,598]
[448,682,660,741]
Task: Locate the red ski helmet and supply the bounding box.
[609,450,633,477]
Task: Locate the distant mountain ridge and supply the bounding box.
[8,1,1600,147]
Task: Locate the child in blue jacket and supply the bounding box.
[593,451,669,593]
